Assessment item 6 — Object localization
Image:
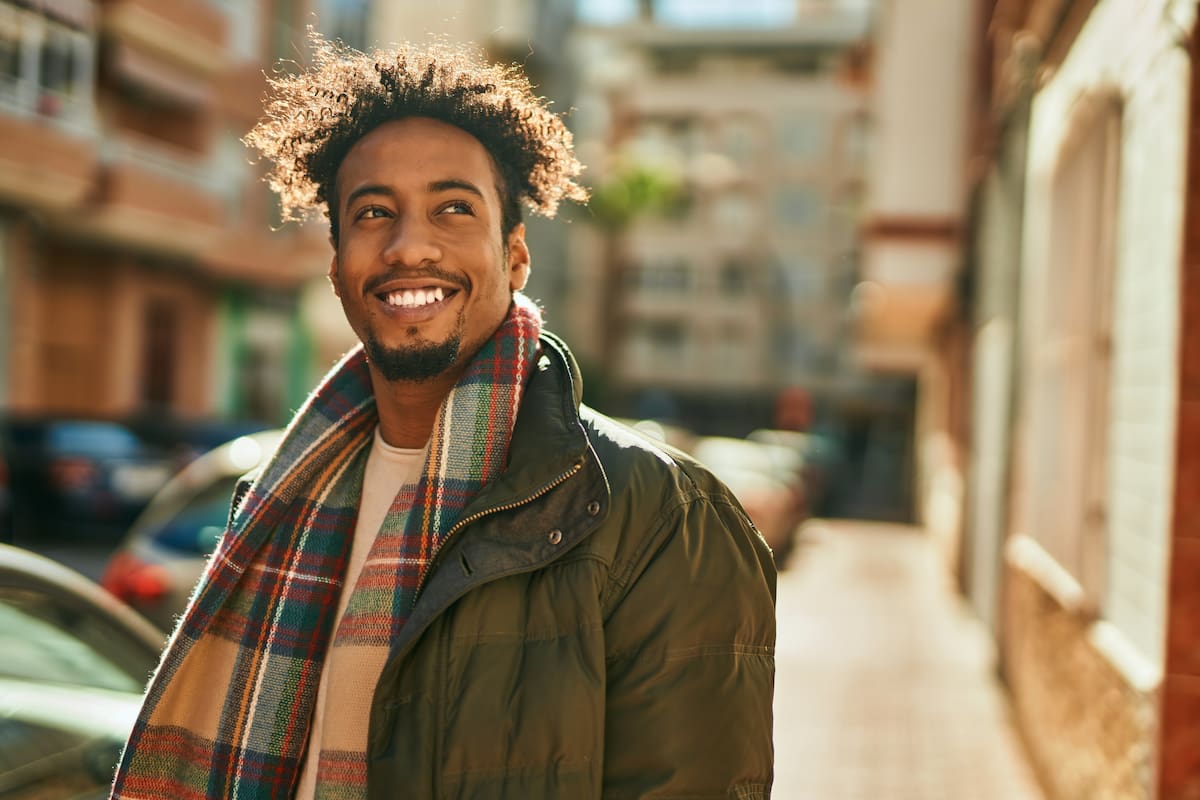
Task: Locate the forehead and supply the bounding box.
[336,117,500,202]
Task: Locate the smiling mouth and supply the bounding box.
[378,286,458,308]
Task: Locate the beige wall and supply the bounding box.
[867,0,974,220]
[1017,0,1192,669]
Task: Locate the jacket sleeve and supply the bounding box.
[600,489,777,799]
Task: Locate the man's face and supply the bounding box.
[330,117,530,383]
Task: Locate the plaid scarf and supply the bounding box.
[111,294,542,800]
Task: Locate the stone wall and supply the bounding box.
[1003,539,1159,799]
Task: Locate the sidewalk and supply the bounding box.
[772,520,1045,800]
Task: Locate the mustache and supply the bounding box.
[363,265,470,295]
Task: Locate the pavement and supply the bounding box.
[772,519,1045,800]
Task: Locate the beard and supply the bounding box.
[363,311,466,383]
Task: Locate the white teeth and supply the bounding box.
[385,287,446,308]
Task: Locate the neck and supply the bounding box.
[369,367,460,449]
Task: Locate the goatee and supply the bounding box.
[365,332,462,382]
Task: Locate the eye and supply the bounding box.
[354,205,391,221]
[439,200,475,216]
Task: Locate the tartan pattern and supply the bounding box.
[110,294,542,800]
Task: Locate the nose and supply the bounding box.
[381,215,443,268]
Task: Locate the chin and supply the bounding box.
[366,334,463,383]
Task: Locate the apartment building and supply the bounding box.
[564,3,875,437]
[0,0,332,427]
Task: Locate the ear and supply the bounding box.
[505,223,531,291]
[327,254,341,298]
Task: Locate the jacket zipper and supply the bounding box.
[411,459,585,607]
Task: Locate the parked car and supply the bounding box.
[748,428,848,518]
[0,451,11,544]
[102,429,284,631]
[689,435,809,563]
[4,418,176,541]
[0,543,165,799]
[125,413,273,472]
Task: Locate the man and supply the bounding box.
[111,36,776,800]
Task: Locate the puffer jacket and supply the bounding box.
[351,333,777,799]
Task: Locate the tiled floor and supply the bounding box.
[772,520,1045,800]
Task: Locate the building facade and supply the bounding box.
[565,4,879,441]
[963,0,1200,796]
[0,0,332,429]
[856,0,976,544]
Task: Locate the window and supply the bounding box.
[773,255,824,300]
[1025,93,1121,608]
[774,184,824,228]
[576,0,638,26]
[0,6,22,93]
[654,0,796,28]
[237,308,291,424]
[213,0,262,61]
[720,116,761,166]
[271,0,300,68]
[625,258,691,294]
[38,24,73,95]
[715,324,750,375]
[629,117,697,165]
[624,320,688,372]
[713,191,757,237]
[842,110,870,167]
[140,299,180,409]
[0,4,92,122]
[778,111,826,162]
[317,0,370,50]
[720,258,752,296]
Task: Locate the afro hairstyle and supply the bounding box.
[245,33,588,242]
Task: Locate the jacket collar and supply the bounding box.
[452,331,590,517]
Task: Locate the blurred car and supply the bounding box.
[0,451,11,544]
[102,429,284,631]
[690,435,809,563]
[125,413,273,472]
[0,543,165,799]
[4,418,176,541]
[748,428,848,518]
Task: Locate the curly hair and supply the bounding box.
[245,33,588,242]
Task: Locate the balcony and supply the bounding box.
[76,138,223,257]
[206,223,330,289]
[0,112,98,209]
[99,0,227,77]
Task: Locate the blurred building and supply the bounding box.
[856,0,976,566]
[961,0,1200,797]
[0,0,340,429]
[564,1,880,441]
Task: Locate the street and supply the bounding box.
[773,520,1044,799]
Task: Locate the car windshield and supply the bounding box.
[46,422,142,457]
[146,476,240,555]
[0,587,154,693]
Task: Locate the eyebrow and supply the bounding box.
[342,179,486,211]
[344,183,393,209]
[428,179,485,199]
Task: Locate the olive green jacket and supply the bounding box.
[357,333,777,798]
